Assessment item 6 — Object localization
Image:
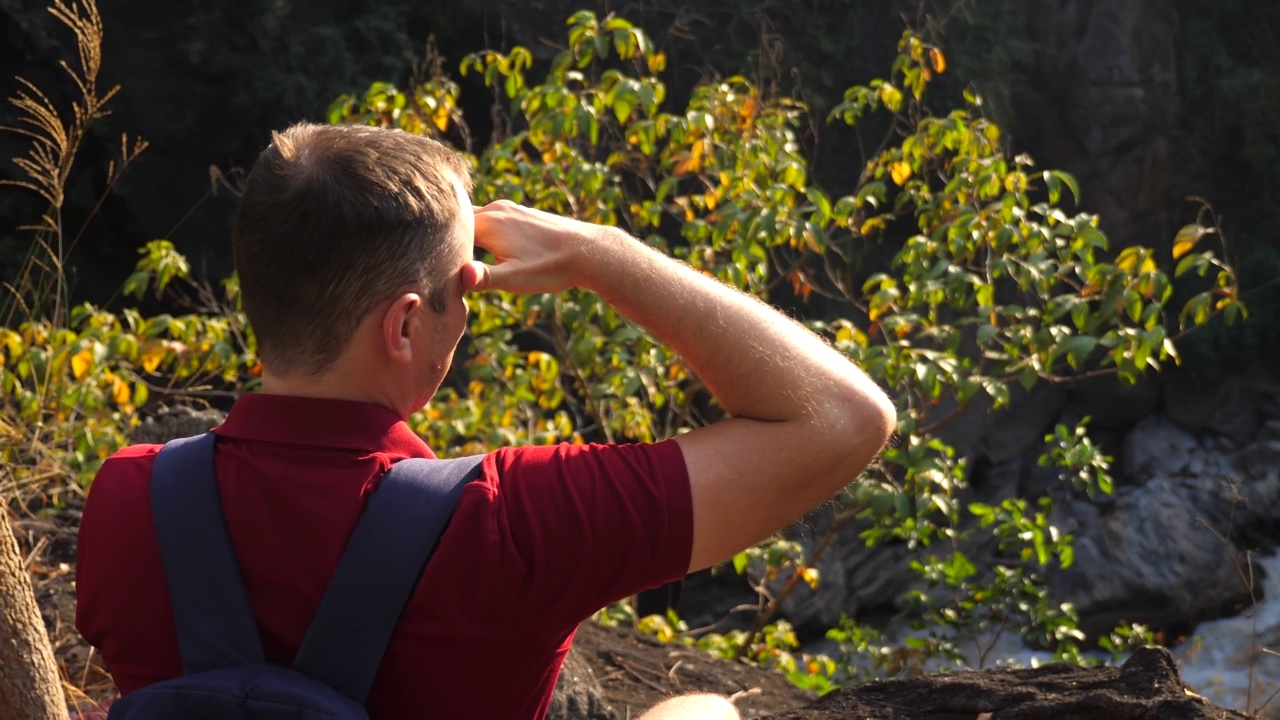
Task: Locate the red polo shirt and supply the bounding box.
[76,394,693,719]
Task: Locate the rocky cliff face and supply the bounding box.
[1011,0,1180,256]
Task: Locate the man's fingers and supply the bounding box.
[461,260,493,292]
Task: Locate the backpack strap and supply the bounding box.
[151,432,265,674]
[291,454,486,704]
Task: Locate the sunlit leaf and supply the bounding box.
[879,84,903,113]
[71,349,93,380]
[110,373,131,405]
[929,48,947,74]
[890,161,913,186]
[1172,223,1205,260]
[139,339,166,373]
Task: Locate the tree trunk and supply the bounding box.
[0,508,69,720]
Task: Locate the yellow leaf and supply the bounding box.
[1116,249,1140,273]
[110,373,131,405]
[879,84,903,113]
[1172,223,1205,260]
[890,161,913,186]
[704,190,718,211]
[800,566,821,589]
[929,48,947,74]
[690,138,707,169]
[432,105,450,133]
[906,36,923,62]
[860,216,887,236]
[71,349,93,381]
[739,96,758,128]
[139,339,166,374]
[647,52,667,74]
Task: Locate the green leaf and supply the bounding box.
[1059,335,1097,370]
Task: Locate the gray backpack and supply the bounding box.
[107,432,483,719]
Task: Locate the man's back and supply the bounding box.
[76,394,693,719]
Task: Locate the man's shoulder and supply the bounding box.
[106,442,165,462]
[86,443,164,504]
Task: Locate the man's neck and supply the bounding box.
[260,369,411,419]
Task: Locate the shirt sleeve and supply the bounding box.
[76,445,184,694]
[485,439,693,629]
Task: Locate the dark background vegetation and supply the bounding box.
[2,0,1278,370]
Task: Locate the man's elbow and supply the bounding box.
[830,379,896,464]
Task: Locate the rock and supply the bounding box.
[549,645,615,720]
[1017,0,1178,249]
[777,510,919,633]
[932,383,1067,465]
[1164,373,1262,443]
[1227,441,1280,547]
[1066,373,1162,430]
[974,384,1068,465]
[1175,552,1280,711]
[763,646,1248,720]
[1121,414,1198,481]
[1049,475,1250,638]
[1259,419,1280,443]
[130,405,227,444]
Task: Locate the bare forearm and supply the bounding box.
[580,228,885,429]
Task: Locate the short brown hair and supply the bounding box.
[232,122,471,377]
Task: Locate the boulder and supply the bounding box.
[933,383,1067,465]
[1164,373,1262,443]
[1049,475,1251,638]
[130,405,227,444]
[549,645,615,720]
[1066,373,1162,430]
[1174,551,1280,711]
[777,511,919,633]
[763,646,1250,720]
[1121,414,1199,481]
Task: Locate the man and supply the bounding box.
[76,123,895,719]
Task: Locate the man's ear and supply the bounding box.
[380,292,423,363]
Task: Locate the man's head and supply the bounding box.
[232,122,472,379]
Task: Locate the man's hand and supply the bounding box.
[465,201,608,295]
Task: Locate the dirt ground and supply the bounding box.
[564,621,813,718]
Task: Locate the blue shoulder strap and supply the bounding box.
[151,433,264,673]
[150,432,485,704]
[290,454,485,703]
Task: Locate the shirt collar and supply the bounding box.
[211,393,436,459]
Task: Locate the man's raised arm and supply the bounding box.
[466,201,896,572]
